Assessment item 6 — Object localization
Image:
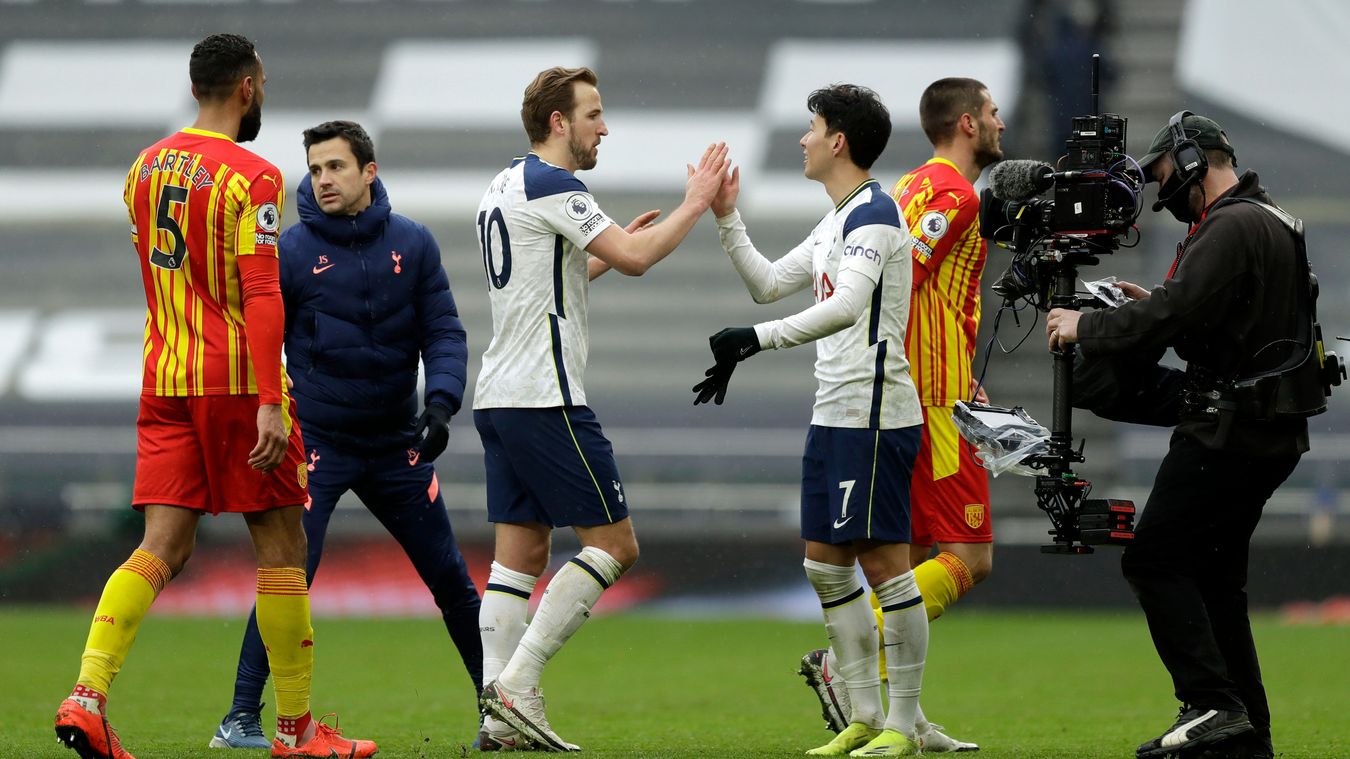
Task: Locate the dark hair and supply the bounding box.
[521,66,599,145]
[806,84,891,170]
[918,77,989,146]
[189,34,259,102]
[303,120,376,167]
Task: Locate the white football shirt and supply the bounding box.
[718,180,922,429]
[473,153,614,409]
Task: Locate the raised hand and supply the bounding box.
[624,209,661,233]
[684,142,730,210]
[711,164,740,219]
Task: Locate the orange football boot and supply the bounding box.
[54,698,135,759]
[271,714,377,758]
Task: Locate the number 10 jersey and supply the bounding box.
[473,153,614,409]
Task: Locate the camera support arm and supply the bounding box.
[1025,250,1137,554]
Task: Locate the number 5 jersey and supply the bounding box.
[124,127,285,400]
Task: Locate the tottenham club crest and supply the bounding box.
[565,193,592,221]
[919,210,949,241]
[257,202,280,232]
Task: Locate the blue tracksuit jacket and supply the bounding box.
[279,174,467,450]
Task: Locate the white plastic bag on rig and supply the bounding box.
[952,401,1051,477]
[1082,275,1129,308]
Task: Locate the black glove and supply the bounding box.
[414,403,452,462]
[709,326,761,365]
[692,362,737,406]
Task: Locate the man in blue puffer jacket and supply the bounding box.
[210,120,483,749]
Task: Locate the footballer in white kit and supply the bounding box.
[696,84,930,757]
[473,66,729,754]
[473,152,629,528]
[474,153,611,412]
[712,175,922,544]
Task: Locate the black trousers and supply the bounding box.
[1120,433,1300,747]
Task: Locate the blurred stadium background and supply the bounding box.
[0,0,1347,621]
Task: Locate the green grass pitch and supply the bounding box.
[2,607,1346,758]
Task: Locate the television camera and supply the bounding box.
[975,55,1144,554]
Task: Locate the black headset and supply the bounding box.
[1151,110,1208,212]
[1166,109,1208,184]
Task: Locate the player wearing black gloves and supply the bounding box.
[696,84,929,757]
[692,327,760,404]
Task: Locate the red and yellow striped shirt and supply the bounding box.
[124,128,285,398]
[892,157,985,407]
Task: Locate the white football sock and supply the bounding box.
[480,561,538,687]
[499,546,624,692]
[875,571,928,737]
[804,558,883,729]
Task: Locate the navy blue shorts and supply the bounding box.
[474,406,630,528]
[800,424,922,545]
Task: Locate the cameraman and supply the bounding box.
[1045,113,1305,759]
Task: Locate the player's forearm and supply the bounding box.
[618,197,707,274]
[588,256,611,280]
[755,269,871,350]
[716,210,786,303]
[238,255,285,404]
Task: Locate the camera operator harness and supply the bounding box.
[1179,198,1345,423]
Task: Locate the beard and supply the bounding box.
[973,124,1003,170]
[237,101,262,143]
[569,134,597,171]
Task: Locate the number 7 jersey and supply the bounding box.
[124,127,285,398]
[473,153,615,409]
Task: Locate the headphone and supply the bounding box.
[1166,110,1209,184]
[1151,109,1208,212]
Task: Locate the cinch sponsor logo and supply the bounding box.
[843,244,880,261]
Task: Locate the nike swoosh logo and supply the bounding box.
[739,346,754,356]
[832,515,853,529]
[312,264,335,274]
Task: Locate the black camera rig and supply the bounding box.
[980,56,1143,554]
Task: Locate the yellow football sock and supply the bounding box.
[915,552,974,622]
[870,553,976,678]
[77,549,173,695]
[871,597,888,679]
[255,567,313,721]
